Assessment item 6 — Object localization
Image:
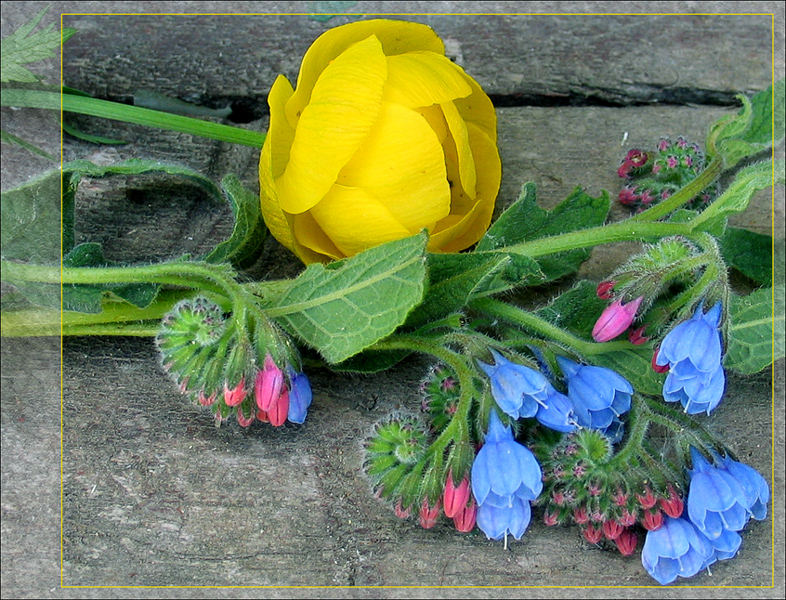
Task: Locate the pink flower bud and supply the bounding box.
[619,508,637,527]
[613,488,629,507]
[268,388,290,427]
[658,486,684,518]
[198,391,216,406]
[615,529,638,555]
[543,509,559,526]
[256,408,269,423]
[617,161,634,179]
[636,486,658,510]
[419,497,441,529]
[236,407,255,428]
[443,471,471,519]
[452,499,477,533]
[573,506,589,524]
[602,519,624,540]
[628,326,649,345]
[596,280,616,300]
[592,296,644,342]
[394,500,411,519]
[651,347,670,373]
[223,377,246,407]
[626,149,648,167]
[582,524,603,544]
[255,354,283,412]
[642,508,664,531]
[618,185,639,206]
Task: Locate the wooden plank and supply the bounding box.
[1,1,782,594]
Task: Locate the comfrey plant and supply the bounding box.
[1,14,781,587]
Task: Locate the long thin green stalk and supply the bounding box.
[1,88,266,148]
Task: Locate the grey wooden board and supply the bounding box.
[1,1,784,596]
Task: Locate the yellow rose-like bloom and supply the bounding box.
[259,19,501,264]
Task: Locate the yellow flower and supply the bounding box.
[259,19,501,264]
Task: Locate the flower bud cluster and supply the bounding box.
[156,297,312,428]
[535,429,685,556]
[591,237,724,344]
[420,365,461,434]
[617,137,718,212]
[641,447,769,584]
[364,413,479,534]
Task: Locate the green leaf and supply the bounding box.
[0,7,76,83]
[62,243,159,312]
[535,281,608,339]
[0,168,62,264]
[478,183,610,281]
[692,160,784,230]
[725,285,784,374]
[403,252,541,329]
[62,160,266,268]
[204,175,267,269]
[265,233,428,363]
[707,81,785,168]
[718,227,773,286]
[62,158,224,200]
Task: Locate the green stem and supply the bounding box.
[469,297,629,358]
[1,88,265,148]
[489,220,692,260]
[0,289,197,337]
[62,322,161,337]
[3,260,237,301]
[372,335,475,451]
[631,156,724,222]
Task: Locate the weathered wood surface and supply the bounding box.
[1,1,784,597]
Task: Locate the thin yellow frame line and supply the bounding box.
[769,11,777,592]
[56,10,778,590]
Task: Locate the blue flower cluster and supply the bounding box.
[477,349,575,432]
[557,356,633,444]
[655,302,725,415]
[471,411,543,541]
[477,350,634,443]
[642,447,769,585]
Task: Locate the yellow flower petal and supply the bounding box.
[383,51,472,108]
[310,185,412,257]
[286,19,446,123]
[454,74,498,144]
[338,101,450,233]
[276,35,387,215]
[259,74,297,254]
[430,122,500,252]
[416,105,448,144]
[441,100,476,200]
[293,212,344,262]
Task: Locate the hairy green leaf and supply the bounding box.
[62,158,224,200]
[1,169,62,264]
[265,234,428,363]
[719,227,773,286]
[404,252,541,329]
[204,175,266,269]
[478,183,610,281]
[535,281,608,339]
[707,81,785,167]
[693,160,784,230]
[725,285,784,374]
